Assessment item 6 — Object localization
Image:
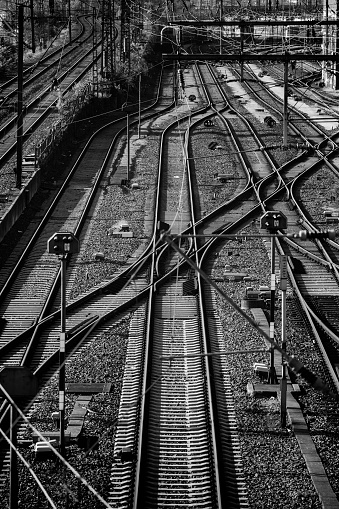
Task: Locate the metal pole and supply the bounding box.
[109,0,114,79]
[92,7,96,95]
[30,0,35,53]
[127,112,130,181]
[283,55,288,147]
[16,4,24,189]
[280,254,288,427]
[112,0,116,70]
[68,0,72,43]
[46,233,79,461]
[281,282,287,425]
[9,405,18,509]
[323,0,329,85]
[138,73,141,138]
[268,235,278,384]
[240,23,244,82]
[101,8,105,77]
[59,255,66,457]
[219,0,222,55]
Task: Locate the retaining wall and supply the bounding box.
[0,168,41,243]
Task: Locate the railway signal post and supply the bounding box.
[47,232,80,457]
[280,255,288,427]
[260,211,287,385]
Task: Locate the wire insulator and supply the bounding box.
[296,230,335,241]
[288,356,332,395]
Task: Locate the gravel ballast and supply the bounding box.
[1,65,339,508]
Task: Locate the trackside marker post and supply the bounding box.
[260,212,288,385]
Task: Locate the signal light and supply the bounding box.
[47,232,80,255]
[260,211,288,231]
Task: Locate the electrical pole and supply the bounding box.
[68,0,72,43]
[121,0,131,66]
[138,73,141,138]
[9,405,18,509]
[16,4,24,189]
[127,112,130,181]
[92,7,98,96]
[219,0,223,55]
[240,22,244,82]
[30,0,35,53]
[102,0,114,79]
[283,55,289,147]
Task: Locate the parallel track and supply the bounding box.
[0,54,339,506]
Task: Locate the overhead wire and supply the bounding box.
[0,426,58,508]
[0,382,114,508]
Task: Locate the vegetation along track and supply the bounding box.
[0,14,95,110]
[0,14,102,195]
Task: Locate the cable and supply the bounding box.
[0,384,114,508]
[161,232,337,399]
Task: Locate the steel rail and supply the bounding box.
[130,65,226,508]
[2,73,176,365]
[275,239,339,394]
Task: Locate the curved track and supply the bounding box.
[1,51,339,507]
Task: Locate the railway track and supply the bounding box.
[135,102,221,508]
[0,51,339,507]
[109,71,250,506]
[107,60,339,506]
[0,65,177,490]
[0,15,100,161]
[2,69,178,329]
[110,73,223,507]
[195,61,339,389]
